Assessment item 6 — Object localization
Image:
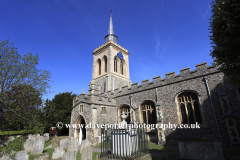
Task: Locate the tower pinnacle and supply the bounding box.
[105,10,118,43]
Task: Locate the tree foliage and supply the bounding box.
[1,84,43,130]
[209,0,240,86]
[43,92,77,135]
[0,39,52,130]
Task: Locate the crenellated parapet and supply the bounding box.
[109,61,220,97]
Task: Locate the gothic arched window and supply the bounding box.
[98,59,101,75]
[114,57,117,72]
[177,92,202,124]
[120,59,123,75]
[140,101,156,125]
[104,56,107,73]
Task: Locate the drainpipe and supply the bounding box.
[203,76,220,134]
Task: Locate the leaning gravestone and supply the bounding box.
[80,139,92,160]
[0,153,13,160]
[43,133,49,141]
[31,136,45,154]
[52,136,60,147]
[52,147,65,159]
[24,139,34,152]
[68,137,78,153]
[15,150,29,160]
[61,151,76,160]
[34,153,49,160]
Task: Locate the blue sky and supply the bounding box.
[1,0,213,102]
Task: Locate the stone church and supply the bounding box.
[69,13,240,148]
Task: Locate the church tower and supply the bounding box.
[91,11,131,93]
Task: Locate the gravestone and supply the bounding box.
[68,137,78,153]
[15,150,29,160]
[79,139,92,160]
[61,151,76,160]
[52,136,60,147]
[8,136,14,141]
[79,139,92,153]
[34,153,49,160]
[43,133,49,141]
[52,147,65,159]
[0,153,13,160]
[81,146,92,160]
[24,139,34,152]
[28,134,33,139]
[36,133,40,137]
[31,136,45,155]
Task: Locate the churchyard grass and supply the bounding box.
[44,137,52,148]
[148,144,179,152]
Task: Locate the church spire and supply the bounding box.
[108,9,114,35]
[105,9,118,43]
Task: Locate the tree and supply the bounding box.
[42,92,77,135]
[0,39,52,130]
[1,84,43,130]
[209,0,240,86]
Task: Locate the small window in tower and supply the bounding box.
[114,57,117,72]
[101,106,107,116]
[104,82,106,92]
[104,56,107,73]
[120,60,123,75]
[79,104,84,114]
[98,59,101,75]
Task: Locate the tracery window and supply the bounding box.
[114,57,117,72]
[140,101,156,125]
[118,105,130,124]
[177,92,202,124]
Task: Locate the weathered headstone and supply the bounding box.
[15,150,29,160]
[52,147,65,159]
[61,151,76,160]
[52,136,60,147]
[36,133,40,137]
[28,134,33,139]
[79,139,92,153]
[43,133,49,141]
[0,153,14,160]
[24,139,34,152]
[68,137,78,153]
[81,146,92,160]
[79,139,92,160]
[31,136,45,155]
[34,153,49,160]
[8,136,14,141]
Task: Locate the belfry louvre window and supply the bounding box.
[114,57,117,72]
[120,59,123,75]
[98,59,101,75]
[101,106,107,115]
[177,92,202,124]
[79,104,83,114]
[104,56,107,73]
[140,101,156,125]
